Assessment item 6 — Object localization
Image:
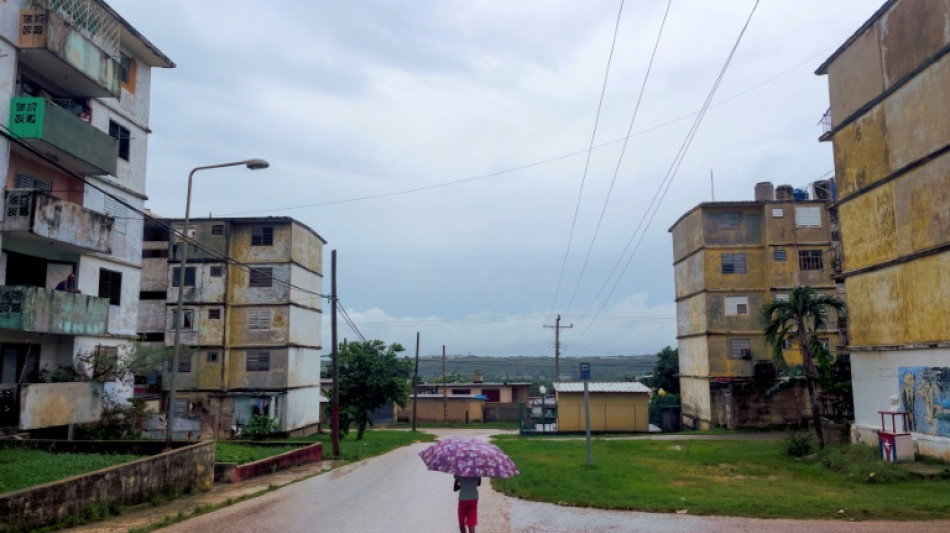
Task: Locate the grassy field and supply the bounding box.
[0,448,142,494]
[291,429,436,461]
[491,437,950,521]
[213,442,306,464]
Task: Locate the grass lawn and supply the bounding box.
[491,437,950,521]
[387,421,521,431]
[213,442,307,464]
[291,429,436,461]
[0,448,142,494]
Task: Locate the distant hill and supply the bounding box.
[413,354,656,383]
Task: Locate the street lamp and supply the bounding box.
[165,159,269,450]
[539,385,547,434]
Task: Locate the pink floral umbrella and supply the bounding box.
[418,436,520,478]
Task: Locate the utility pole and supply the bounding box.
[544,314,573,382]
[442,345,447,423]
[412,331,420,432]
[330,250,340,457]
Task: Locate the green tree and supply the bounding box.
[337,340,413,440]
[760,286,845,448]
[649,346,679,394]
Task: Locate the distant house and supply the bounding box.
[398,394,485,424]
[414,374,531,423]
[554,382,651,433]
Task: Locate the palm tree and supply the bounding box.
[760,286,845,448]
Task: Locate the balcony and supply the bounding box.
[1,382,103,430]
[9,97,118,176]
[0,285,110,336]
[3,189,113,253]
[17,1,121,98]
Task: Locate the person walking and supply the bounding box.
[453,475,481,533]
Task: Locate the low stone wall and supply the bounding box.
[214,442,323,483]
[484,403,521,422]
[0,440,214,532]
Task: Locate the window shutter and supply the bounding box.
[795,206,821,227]
[247,308,272,330]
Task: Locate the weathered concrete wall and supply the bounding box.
[283,384,322,430]
[0,286,110,336]
[701,208,762,246]
[670,208,704,262]
[719,381,808,430]
[484,403,521,422]
[703,248,765,291]
[676,294,707,336]
[0,441,213,532]
[285,347,321,388]
[230,223,293,263]
[229,263,291,305]
[826,23,883,128]
[228,348,289,390]
[679,376,711,430]
[290,222,324,274]
[288,305,320,347]
[556,392,649,432]
[289,263,322,311]
[707,335,758,378]
[672,252,704,299]
[18,382,103,430]
[399,397,483,423]
[229,306,290,346]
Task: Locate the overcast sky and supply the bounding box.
[108,0,881,359]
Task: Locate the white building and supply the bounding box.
[0,0,173,433]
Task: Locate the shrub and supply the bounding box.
[783,430,815,457]
[242,415,279,440]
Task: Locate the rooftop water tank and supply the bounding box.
[793,188,810,201]
[755,181,774,202]
[776,185,794,200]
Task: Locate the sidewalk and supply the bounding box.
[64,459,342,533]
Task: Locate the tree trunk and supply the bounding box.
[799,325,825,448]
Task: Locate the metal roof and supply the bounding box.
[554,382,651,394]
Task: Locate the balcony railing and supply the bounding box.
[0,285,110,336]
[18,0,120,98]
[9,97,119,176]
[3,188,113,253]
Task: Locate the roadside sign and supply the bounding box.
[580,362,591,381]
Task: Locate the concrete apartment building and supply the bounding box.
[817,0,950,458]
[669,182,840,430]
[0,0,172,433]
[139,217,326,439]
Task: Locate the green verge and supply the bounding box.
[213,442,305,465]
[290,429,436,461]
[490,438,950,521]
[0,449,142,494]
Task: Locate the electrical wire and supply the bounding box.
[548,0,626,317]
[569,0,762,345]
[0,123,330,303]
[563,0,672,316]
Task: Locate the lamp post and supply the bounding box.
[539,385,547,434]
[165,159,269,450]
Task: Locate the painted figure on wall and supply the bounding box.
[898,367,950,437]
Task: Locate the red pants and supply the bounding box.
[458,499,478,527]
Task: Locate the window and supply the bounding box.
[249,268,273,288]
[720,212,740,228]
[246,351,270,371]
[172,266,196,287]
[773,249,787,262]
[98,269,122,305]
[451,389,471,395]
[173,398,188,418]
[171,309,194,330]
[724,296,749,316]
[774,293,790,302]
[103,195,127,233]
[771,208,784,218]
[210,265,224,277]
[208,308,221,320]
[798,250,824,271]
[721,253,746,274]
[212,224,225,235]
[9,175,51,217]
[206,351,220,363]
[728,339,752,359]
[119,52,137,92]
[247,308,271,330]
[795,206,822,227]
[108,120,131,161]
[142,249,169,258]
[140,291,166,300]
[94,346,118,382]
[783,338,793,350]
[251,226,274,246]
[167,355,191,373]
[16,174,51,191]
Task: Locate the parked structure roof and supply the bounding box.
[554,382,651,394]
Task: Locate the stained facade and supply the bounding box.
[138,217,326,438]
[0,1,172,432]
[669,184,840,429]
[817,0,950,458]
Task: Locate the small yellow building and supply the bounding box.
[554,382,651,433]
[395,394,485,424]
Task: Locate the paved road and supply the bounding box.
[158,429,950,533]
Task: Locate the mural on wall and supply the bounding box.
[899,367,950,437]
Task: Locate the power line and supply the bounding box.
[569,0,762,345]
[0,123,330,303]
[564,0,672,316]
[549,0,626,317]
